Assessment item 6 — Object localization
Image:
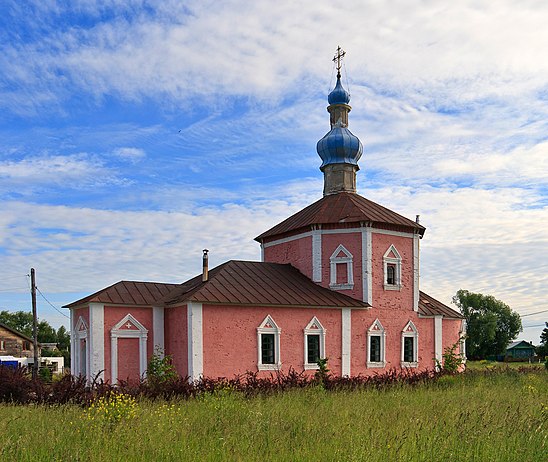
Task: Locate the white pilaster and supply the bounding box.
[434,315,443,368]
[152,306,165,356]
[88,303,105,381]
[312,229,322,282]
[187,302,203,381]
[70,309,76,373]
[413,235,420,311]
[341,308,351,376]
[361,227,372,305]
[260,243,265,262]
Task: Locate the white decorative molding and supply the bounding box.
[434,315,443,369]
[262,231,314,248]
[257,314,282,371]
[187,302,203,381]
[111,313,148,385]
[260,243,265,262]
[152,306,165,355]
[367,319,386,368]
[460,319,467,363]
[312,229,322,282]
[89,303,104,382]
[303,316,326,370]
[329,244,354,290]
[383,245,402,291]
[361,226,372,305]
[74,316,89,379]
[401,320,419,368]
[341,308,351,376]
[413,235,419,311]
[70,309,75,374]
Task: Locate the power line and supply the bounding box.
[520,309,548,317]
[36,287,70,319]
[0,287,29,292]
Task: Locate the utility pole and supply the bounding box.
[30,268,38,379]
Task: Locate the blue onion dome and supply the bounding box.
[316,121,363,170]
[328,76,351,105]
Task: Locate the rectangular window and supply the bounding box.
[307,334,320,364]
[261,334,275,365]
[23,340,31,350]
[386,264,396,285]
[369,335,381,363]
[403,337,414,363]
[0,340,4,350]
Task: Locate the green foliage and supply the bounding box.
[0,369,546,461]
[147,348,178,386]
[314,357,330,387]
[85,393,137,427]
[536,322,548,358]
[0,310,33,337]
[38,367,52,382]
[453,289,522,359]
[436,342,464,373]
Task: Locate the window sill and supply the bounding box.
[401,361,418,368]
[367,361,386,368]
[384,284,402,291]
[329,283,354,290]
[304,363,320,370]
[258,363,282,371]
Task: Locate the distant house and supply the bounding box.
[506,340,535,359]
[0,322,40,358]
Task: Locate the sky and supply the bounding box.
[0,0,546,344]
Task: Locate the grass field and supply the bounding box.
[1,368,546,461]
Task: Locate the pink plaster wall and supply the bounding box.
[165,305,188,377]
[442,318,463,362]
[320,232,363,300]
[263,235,313,279]
[202,304,342,378]
[371,232,414,310]
[72,307,89,331]
[103,306,153,383]
[117,337,140,384]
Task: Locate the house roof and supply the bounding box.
[159,260,370,308]
[0,322,39,345]
[418,291,464,319]
[63,281,178,308]
[255,192,425,241]
[507,340,534,350]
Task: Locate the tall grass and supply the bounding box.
[0,369,546,461]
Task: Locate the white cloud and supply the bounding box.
[113,147,146,162]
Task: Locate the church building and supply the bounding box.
[64,50,465,383]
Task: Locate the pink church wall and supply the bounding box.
[371,232,414,310]
[72,307,89,330]
[202,304,343,378]
[103,306,153,383]
[117,337,140,384]
[165,305,188,377]
[263,235,313,279]
[320,232,363,300]
[442,318,463,361]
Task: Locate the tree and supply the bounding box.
[536,322,548,358]
[452,290,522,360]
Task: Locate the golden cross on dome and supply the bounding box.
[332,46,346,78]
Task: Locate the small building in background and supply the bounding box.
[506,340,536,360]
[0,322,40,358]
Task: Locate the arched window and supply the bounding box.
[383,245,402,290]
[257,315,281,371]
[401,320,418,367]
[303,317,326,370]
[367,319,386,368]
[329,244,354,290]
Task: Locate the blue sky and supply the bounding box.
[0,1,546,343]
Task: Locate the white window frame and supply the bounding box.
[367,319,386,368]
[383,244,402,291]
[303,316,326,370]
[257,315,281,371]
[401,320,418,368]
[0,340,4,350]
[110,313,148,385]
[329,244,354,290]
[74,316,89,380]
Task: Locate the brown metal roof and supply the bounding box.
[160,260,370,308]
[0,322,38,344]
[418,291,463,319]
[63,281,179,308]
[255,192,425,241]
